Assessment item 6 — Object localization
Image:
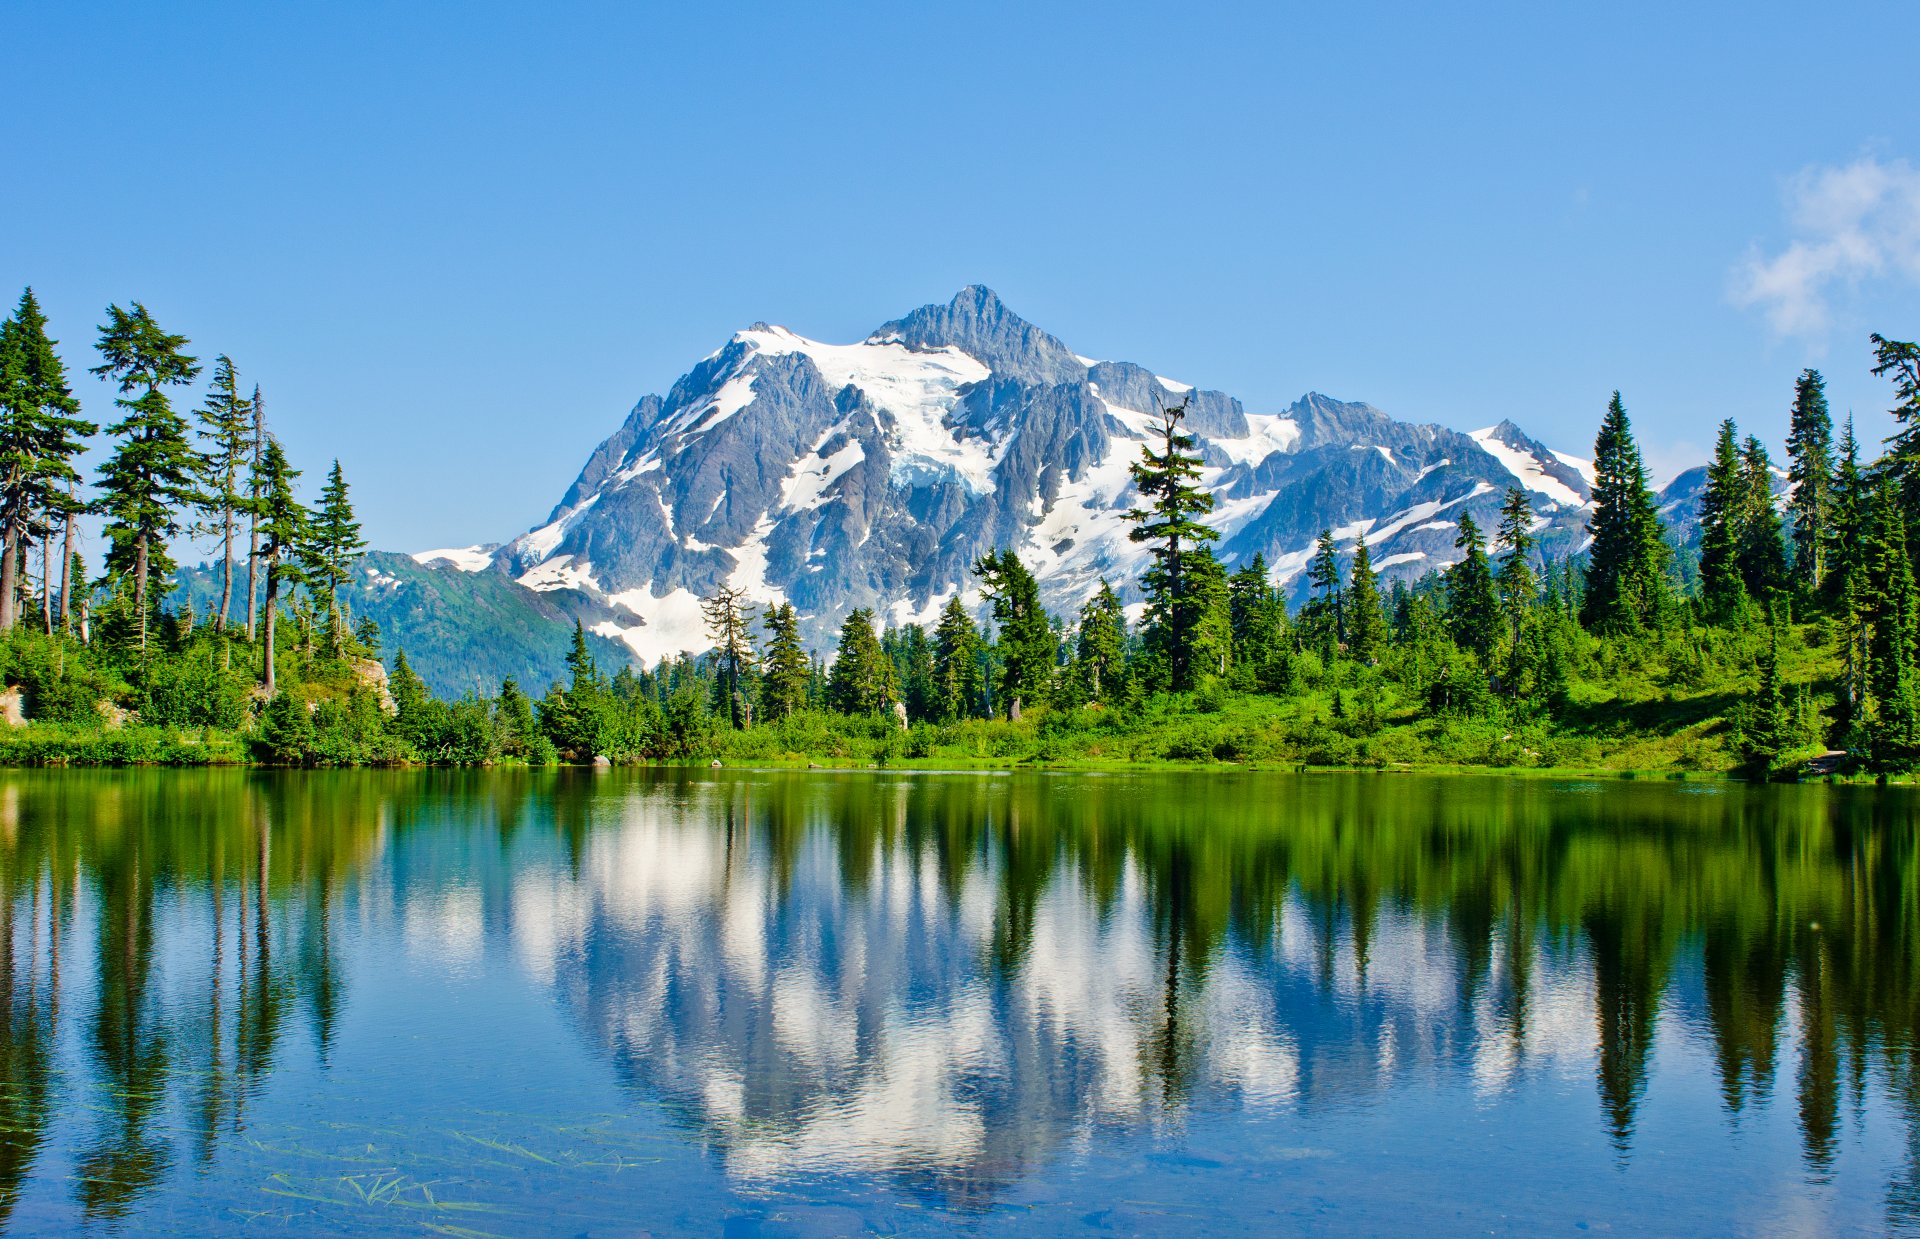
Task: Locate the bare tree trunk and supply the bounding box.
[263,564,278,695]
[135,535,150,655]
[218,507,234,634]
[0,515,18,632]
[58,481,74,636]
[40,530,52,634]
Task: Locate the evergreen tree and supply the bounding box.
[1864,480,1920,767]
[1075,580,1127,704]
[248,437,307,695]
[759,603,810,721]
[193,354,253,632]
[974,549,1054,717]
[1346,537,1385,664]
[245,385,264,639]
[1495,486,1539,692]
[827,608,895,715]
[1185,547,1234,679]
[1873,333,1920,521]
[1785,369,1833,593]
[1697,419,1748,617]
[1124,394,1219,690]
[894,623,936,722]
[89,302,203,654]
[1446,511,1501,662]
[302,460,366,647]
[1302,528,1344,657]
[1736,619,1793,778]
[699,584,755,728]
[932,596,985,721]
[0,289,93,632]
[1736,436,1786,601]
[1582,392,1669,631]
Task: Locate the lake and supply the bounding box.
[0,769,1914,1235]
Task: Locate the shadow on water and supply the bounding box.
[0,767,1916,1230]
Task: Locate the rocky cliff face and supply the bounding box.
[477,287,1608,660]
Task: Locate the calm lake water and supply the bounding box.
[0,769,1916,1235]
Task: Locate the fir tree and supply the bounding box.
[700,584,755,728]
[1582,392,1669,631]
[1873,333,1920,521]
[245,385,264,639]
[193,354,253,632]
[0,289,93,632]
[1184,547,1234,679]
[827,608,895,715]
[1302,528,1344,657]
[1447,511,1501,662]
[1697,419,1748,618]
[1495,485,1537,638]
[894,623,935,722]
[303,460,366,648]
[932,596,985,721]
[89,302,203,655]
[1784,369,1833,593]
[1075,580,1127,704]
[248,437,307,695]
[974,549,1054,717]
[759,603,810,721]
[1736,435,1786,601]
[1124,394,1219,691]
[1346,537,1385,664]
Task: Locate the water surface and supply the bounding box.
[0,769,1916,1234]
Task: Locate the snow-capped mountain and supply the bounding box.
[463,287,1597,662]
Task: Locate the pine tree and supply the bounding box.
[1697,419,1748,618]
[89,302,203,655]
[245,385,264,639]
[974,549,1054,717]
[1864,479,1920,767]
[699,584,755,728]
[759,603,810,721]
[1302,528,1343,657]
[0,289,94,632]
[1185,547,1234,679]
[1785,369,1833,593]
[1495,486,1537,641]
[1075,580,1127,704]
[932,596,985,721]
[1736,619,1792,778]
[249,437,307,695]
[302,460,366,648]
[1346,537,1385,664]
[1582,392,1669,631]
[193,354,253,632]
[1736,436,1786,601]
[827,608,895,715]
[1124,394,1219,691]
[1447,511,1501,662]
[1873,333,1920,521]
[895,623,935,722]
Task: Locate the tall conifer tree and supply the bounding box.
[1785,369,1833,593]
[1346,537,1385,664]
[194,355,254,632]
[974,549,1054,716]
[0,289,94,631]
[1125,394,1218,690]
[249,437,307,695]
[759,603,810,721]
[1697,419,1747,617]
[1582,392,1669,630]
[932,596,986,721]
[89,302,203,654]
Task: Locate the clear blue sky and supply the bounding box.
[3,2,1916,552]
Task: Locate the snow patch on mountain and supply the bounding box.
[410,546,496,572]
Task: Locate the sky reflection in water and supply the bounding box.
[0,768,1916,1235]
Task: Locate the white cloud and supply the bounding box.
[1732,156,1920,336]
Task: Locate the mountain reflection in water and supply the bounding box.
[0,769,1916,1234]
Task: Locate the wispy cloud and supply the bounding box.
[1732,155,1920,336]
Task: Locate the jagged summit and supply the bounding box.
[435,289,1604,664]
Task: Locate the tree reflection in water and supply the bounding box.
[0,769,1914,1230]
